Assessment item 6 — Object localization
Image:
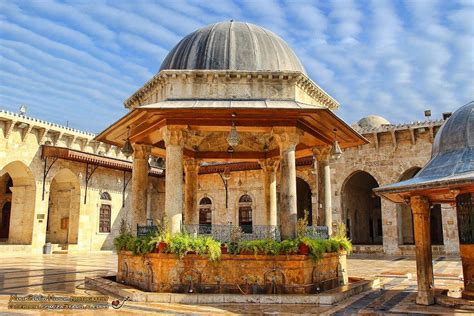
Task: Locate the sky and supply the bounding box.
[0,0,473,133]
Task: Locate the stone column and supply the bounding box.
[162,127,186,234]
[441,203,459,255]
[275,129,299,239]
[131,144,151,231]
[314,147,332,236]
[259,158,280,226]
[411,195,435,305]
[146,181,153,223]
[184,158,199,225]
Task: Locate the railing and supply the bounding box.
[306,226,329,240]
[137,224,158,237]
[182,224,282,242]
[137,223,329,241]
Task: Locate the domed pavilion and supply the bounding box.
[96,21,367,239]
[376,101,474,305]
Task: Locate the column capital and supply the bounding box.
[132,143,151,159]
[411,195,430,215]
[273,128,301,152]
[162,126,187,147]
[184,158,200,173]
[313,146,331,162]
[259,158,280,172]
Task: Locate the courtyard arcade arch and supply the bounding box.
[397,167,444,245]
[46,169,81,244]
[0,161,36,244]
[342,170,383,245]
[296,177,313,226]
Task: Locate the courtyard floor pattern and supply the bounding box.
[0,252,471,315]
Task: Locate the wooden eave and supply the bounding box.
[95,107,368,161]
[41,145,163,177]
[375,178,474,204]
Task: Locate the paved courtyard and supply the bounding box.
[0,252,470,315]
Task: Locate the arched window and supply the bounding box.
[199,197,212,226]
[99,192,112,233]
[100,191,111,201]
[239,195,253,233]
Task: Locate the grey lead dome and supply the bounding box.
[159,21,306,74]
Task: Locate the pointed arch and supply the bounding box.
[0,161,36,244]
[47,168,81,244]
[341,170,382,245]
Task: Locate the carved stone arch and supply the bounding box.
[398,166,422,182]
[47,168,81,244]
[0,160,36,244]
[296,170,316,194]
[341,170,382,245]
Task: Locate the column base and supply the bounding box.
[462,290,474,300]
[416,290,435,305]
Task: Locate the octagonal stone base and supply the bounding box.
[117,251,348,294]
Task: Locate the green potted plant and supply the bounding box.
[220,243,228,254]
[296,211,309,255]
[149,217,171,253]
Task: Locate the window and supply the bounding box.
[100,191,111,200]
[99,192,111,233]
[199,197,212,225]
[239,195,252,233]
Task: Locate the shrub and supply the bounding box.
[130,235,156,255]
[113,218,134,252]
[167,233,221,261]
[296,211,309,239]
[113,233,134,252]
[280,239,299,254]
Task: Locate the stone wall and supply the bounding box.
[0,110,163,253]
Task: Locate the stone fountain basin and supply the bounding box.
[111,251,352,295]
[85,275,379,304]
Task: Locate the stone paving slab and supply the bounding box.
[0,252,470,315]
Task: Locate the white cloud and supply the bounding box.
[0,0,472,131]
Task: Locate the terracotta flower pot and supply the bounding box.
[221,245,228,254]
[299,243,309,255]
[158,242,167,253]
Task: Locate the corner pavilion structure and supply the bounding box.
[96,21,367,239]
[376,101,474,305]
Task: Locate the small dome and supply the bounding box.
[159,21,305,74]
[354,115,391,130]
[418,101,473,179]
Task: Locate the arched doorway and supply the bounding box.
[342,171,383,245]
[0,174,13,240]
[398,167,420,245]
[47,169,81,244]
[296,177,313,226]
[0,161,36,244]
[238,195,253,234]
[397,167,444,245]
[0,202,11,239]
